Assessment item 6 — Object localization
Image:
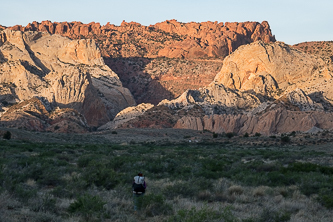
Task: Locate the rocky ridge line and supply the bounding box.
[5,20,275,59]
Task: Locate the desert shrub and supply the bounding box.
[254,132,261,137]
[244,132,249,137]
[12,184,37,202]
[3,131,11,140]
[30,194,56,213]
[68,194,105,219]
[170,205,237,222]
[138,193,172,217]
[163,182,197,199]
[228,185,244,195]
[111,131,117,134]
[82,164,121,190]
[289,131,296,137]
[77,154,102,168]
[25,160,66,187]
[318,188,333,208]
[283,162,333,175]
[196,191,212,201]
[253,186,271,197]
[281,135,291,143]
[170,206,220,222]
[226,132,235,138]
[256,208,291,222]
[213,133,218,138]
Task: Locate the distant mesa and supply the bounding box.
[4,20,276,59]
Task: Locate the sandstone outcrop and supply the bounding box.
[98,103,154,130]
[213,41,333,106]
[0,97,88,133]
[214,41,327,95]
[0,29,135,129]
[174,108,333,135]
[158,83,261,117]
[6,20,275,59]
[3,20,276,105]
[119,41,333,135]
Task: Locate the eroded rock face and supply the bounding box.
[159,83,261,115]
[0,97,89,133]
[174,108,333,136]
[214,41,327,96]
[2,20,276,105]
[104,58,222,104]
[98,103,154,130]
[6,20,275,59]
[0,30,135,129]
[117,40,333,135]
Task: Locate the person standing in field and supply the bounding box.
[132,172,146,212]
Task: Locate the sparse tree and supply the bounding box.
[3,131,11,140]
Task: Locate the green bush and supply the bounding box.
[289,131,296,137]
[163,182,197,199]
[13,184,37,202]
[244,133,249,137]
[281,136,291,143]
[170,206,224,222]
[318,188,333,208]
[138,193,173,217]
[68,194,105,218]
[213,133,218,138]
[226,132,235,138]
[83,165,121,190]
[254,132,261,137]
[256,208,291,222]
[3,131,11,140]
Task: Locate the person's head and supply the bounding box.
[138,172,143,176]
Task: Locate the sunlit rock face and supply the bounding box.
[0,29,135,129]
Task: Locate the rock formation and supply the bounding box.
[6,20,275,59]
[3,20,276,104]
[104,58,222,104]
[173,107,333,135]
[98,103,154,130]
[2,21,333,136]
[293,41,333,63]
[116,41,333,135]
[0,97,89,133]
[0,29,135,130]
[214,41,327,95]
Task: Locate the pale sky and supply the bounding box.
[1,0,332,45]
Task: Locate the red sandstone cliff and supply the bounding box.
[6,20,275,59]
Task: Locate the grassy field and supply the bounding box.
[0,129,333,221]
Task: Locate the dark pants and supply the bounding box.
[133,193,144,211]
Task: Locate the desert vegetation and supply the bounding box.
[0,131,333,222]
